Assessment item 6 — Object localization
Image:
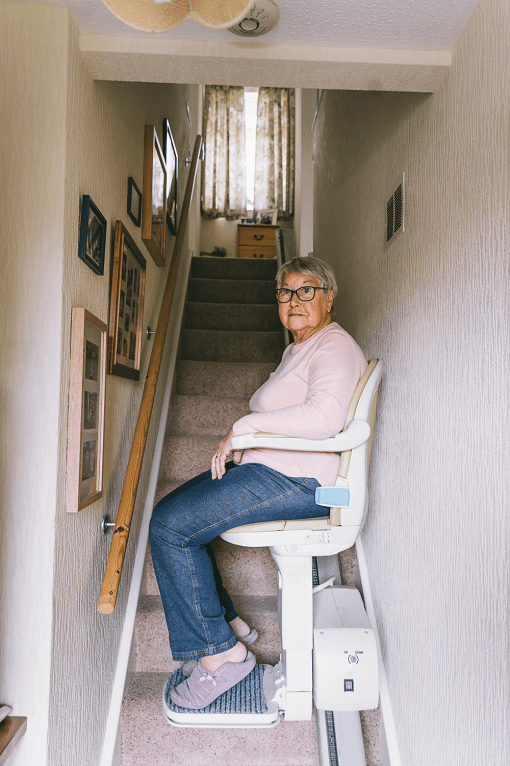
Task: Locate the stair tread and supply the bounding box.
[122,672,319,766]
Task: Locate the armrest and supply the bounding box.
[231,418,371,453]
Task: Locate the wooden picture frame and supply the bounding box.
[66,308,107,513]
[108,221,146,380]
[163,118,178,236]
[78,195,107,275]
[142,125,167,266]
[127,176,142,227]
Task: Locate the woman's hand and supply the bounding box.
[211,429,242,479]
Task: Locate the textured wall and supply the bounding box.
[0,6,191,766]
[0,6,68,765]
[313,0,509,764]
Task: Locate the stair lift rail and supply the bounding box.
[97,135,203,615]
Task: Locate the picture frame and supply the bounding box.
[257,209,278,225]
[78,195,107,276]
[108,220,146,380]
[127,176,142,227]
[163,118,178,236]
[142,125,167,267]
[66,308,107,513]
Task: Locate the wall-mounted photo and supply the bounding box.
[257,208,278,225]
[163,118,178,236]
[142,125,167,267]
[108,221,146,380]
[127,176,142,227]
[66,308,107,513]
[78,195,107,275]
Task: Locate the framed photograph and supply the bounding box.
[66,308,107,513]
[163,118,178,236]
[257,209,278,225]
[127,176,142,227]
[142,125,167,267]
[78,195,107,275]
[108,221,146,380]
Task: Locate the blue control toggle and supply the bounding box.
[315,487,350,507]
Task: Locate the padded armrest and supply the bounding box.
[231,418,371,453]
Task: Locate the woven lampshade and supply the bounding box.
[101,0,255,32]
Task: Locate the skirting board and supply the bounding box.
[99,248,194,766]
[355,537,402,766]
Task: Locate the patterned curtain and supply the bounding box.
[201,85,247,220]
[254,88,295,220]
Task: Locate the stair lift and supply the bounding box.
[164,359,382,765]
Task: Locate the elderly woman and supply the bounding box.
[149,256,367,710]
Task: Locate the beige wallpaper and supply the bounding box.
[0,6,69,765]
[0,6,191,766]
[313,0,509,764]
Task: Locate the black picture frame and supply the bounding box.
[163,118,178,236]
[127,176,142,227]
[78,195,106,276]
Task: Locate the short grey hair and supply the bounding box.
[276,256,338,298]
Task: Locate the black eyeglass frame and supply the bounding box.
[274,286,329,303]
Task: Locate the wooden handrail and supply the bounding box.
[98,135,203,614]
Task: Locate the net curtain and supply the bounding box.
[254,87,295,220]
[201,85,247,220]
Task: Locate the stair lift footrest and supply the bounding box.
[162,664,281,728]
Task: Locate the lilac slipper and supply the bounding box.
[170,651,256,710]
[181,629,258,678]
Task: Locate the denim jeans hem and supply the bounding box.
[171,635,239,662]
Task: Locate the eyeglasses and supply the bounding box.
[274,286,328,303]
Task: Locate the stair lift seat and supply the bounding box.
[164,359,382,730]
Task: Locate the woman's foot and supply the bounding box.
[170,650,256,709]
[180,622,258,677]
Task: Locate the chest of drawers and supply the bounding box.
[236,224,279,259]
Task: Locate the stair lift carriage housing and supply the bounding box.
[164,359,382,734]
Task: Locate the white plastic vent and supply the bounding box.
[386,173,405,244]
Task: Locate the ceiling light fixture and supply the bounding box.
[228,0,279,37]
[100,0,255,33]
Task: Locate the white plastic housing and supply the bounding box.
[313,587,379,712]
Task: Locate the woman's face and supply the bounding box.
[278,272,334,344]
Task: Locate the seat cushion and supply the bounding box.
[224,516,331,535]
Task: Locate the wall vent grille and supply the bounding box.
[386,174,405,244]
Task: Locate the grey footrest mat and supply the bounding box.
[164,665,268,715]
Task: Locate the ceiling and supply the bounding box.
[15,0,481,50]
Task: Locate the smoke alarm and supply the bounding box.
[228,0,279,37]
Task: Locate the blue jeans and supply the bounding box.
[149,462,322,661]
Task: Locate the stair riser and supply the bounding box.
[181,330,284,363]
[158,435,219,484]
[188,278,276,305]
[185,302,281,332]
[143,539,278,600]
[191,256,277,281]
[167,395,250,436]
[134,596,279,672]
[175,361,275,398]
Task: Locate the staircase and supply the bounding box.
[121,256,379,765]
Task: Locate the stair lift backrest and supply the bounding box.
[330,358,381,528]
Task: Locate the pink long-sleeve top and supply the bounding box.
[232,322,367,487]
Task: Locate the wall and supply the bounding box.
[313,0,509,764]
[0,6,191,766]
[0,6,68,764]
